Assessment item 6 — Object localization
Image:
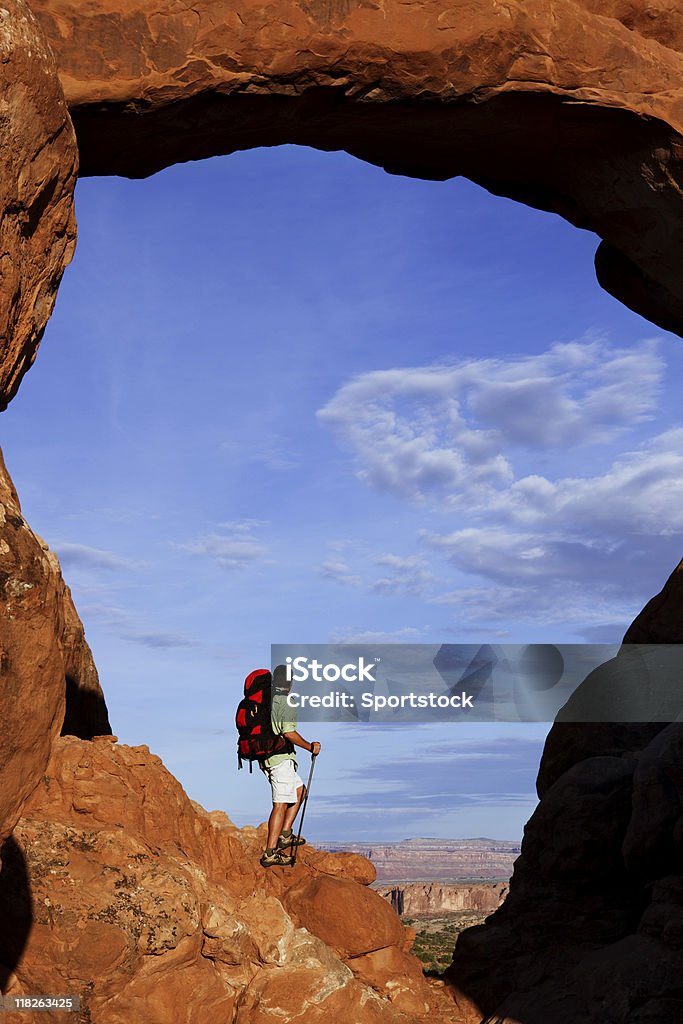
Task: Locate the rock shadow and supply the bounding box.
[0,835,33,991]
[61,673,112,740]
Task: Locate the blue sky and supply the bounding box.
[3,145,682,842]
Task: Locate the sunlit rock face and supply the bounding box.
[0,0,77,411]
[19,0,683,339]
[447,577,683,1024]
[0,0,108,849]
[376,882,508,919]
[0,450,110,844]
[0,734,457,1023]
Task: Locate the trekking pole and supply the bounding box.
[292,753,317,867]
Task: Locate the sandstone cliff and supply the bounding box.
[0,449,110,846]
[0,735,455,1023]
[0,0,77,411]
[377,883,508,919]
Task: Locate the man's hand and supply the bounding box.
[283,731,322,756]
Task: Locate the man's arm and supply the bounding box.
[283,730,321,755]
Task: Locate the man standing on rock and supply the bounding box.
[260,664,321,868]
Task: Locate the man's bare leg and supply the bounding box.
[267,803,288,850]
[283,784,305,833]
[266,787,304,848]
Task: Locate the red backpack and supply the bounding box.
[236,669,294,771]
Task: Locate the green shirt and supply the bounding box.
[264,693,297,769]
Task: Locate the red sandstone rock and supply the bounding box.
[309,848,377,885]
[283,874,406,958]
[349,945,431,1017]
[18,0,683,339]
[0,450,108,844]
[234,952,410,1024]
[0,0,77,409]
[0,736,452,1023]
[377,882,508,918]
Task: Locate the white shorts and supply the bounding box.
[265,758,304,804]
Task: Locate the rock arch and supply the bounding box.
[2,2,683,1021]
[30,0,683,344]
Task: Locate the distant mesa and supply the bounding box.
[375,881,509,919]
[325,837,520,882]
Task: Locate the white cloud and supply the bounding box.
[179,521,268,571]
[466,339,661,446]
[121,630,194,649]
[370,554,435,596]
[328,626,423,643]
[56,543,142,572]
[487,428,683,534]
[317,364,512,500]
[427,581,633,628]
[79,602,196,649]
[317,336,663,501]
[317,560,363,588]
[317,336,680,628]
[317,552,434,596]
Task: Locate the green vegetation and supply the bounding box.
[404,912,486,976]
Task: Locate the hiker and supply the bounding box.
[259,664,321,868]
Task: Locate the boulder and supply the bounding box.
[282,874,406,958]
[349,944,431,1017]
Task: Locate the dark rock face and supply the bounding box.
[448,586,683,1024]
[19,0,683,341]
[624,558,683,644]
[0,0,77,411]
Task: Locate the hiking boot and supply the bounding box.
[260,847,294,868]
[276,829,307,851]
